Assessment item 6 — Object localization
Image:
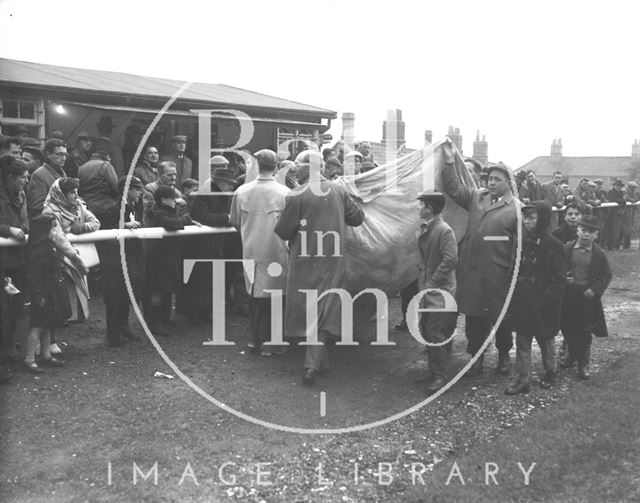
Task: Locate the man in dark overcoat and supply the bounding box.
[441,143,519,376]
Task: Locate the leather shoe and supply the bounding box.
[23,361,44,374]
[302,368,316,386]
[465,356,484,377]
[505,380,530,395]
[394,320,408,331]
[560,357,575,369]
[496,351,512,375]
[121,327,140,341]
[425,376,445,394]
[539,371,556,389]
[578,364,590,380]
[40,356,65,367]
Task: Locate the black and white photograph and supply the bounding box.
[1,1,639,501]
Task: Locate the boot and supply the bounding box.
[578,363,590,380]
[505,379,530,395]
[465,355,484,377]
[539,371,556,389]
[496,351,512,375]
[425,376,446,394]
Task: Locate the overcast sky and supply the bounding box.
[1,0,639,167]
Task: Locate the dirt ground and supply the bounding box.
[0,245,639,502]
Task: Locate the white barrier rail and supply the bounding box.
[0,225,237,247]
[0,201,638,248]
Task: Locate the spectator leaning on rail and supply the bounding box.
[161,135,193,187]
[42,177,100,324]
[441,143,519,377]
[605,178,628,250]
[96,176,145,346]
[142,185,198,337]
[541,170,565,230]
[78,137,119,223]
[26,139,68,221]
[142,161,185,225]
[133,144,160,187]
[0,157,29,371]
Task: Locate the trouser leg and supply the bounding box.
[400,280,419,319]
[495,321,513,352]
[576,332,593,366]
[515,331,532,381]
[304,329,330,372]
[465,315,491,354]
[422,312,454,378]
[536,334,557,374]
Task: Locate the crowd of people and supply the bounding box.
[0,129,636,396]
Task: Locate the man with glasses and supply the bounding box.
[26,138,68,220]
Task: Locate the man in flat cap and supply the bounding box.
[275,150,364,386]
[230,149,290,356]
[605,178,628,250]
[96,116,125,177]
[415,190,458,393]
[441,142,518,377]
[20,138,46,174]
[162,134,193,187]
[64,131,94,178]
[96,176,145,346]
[78,136,119,223]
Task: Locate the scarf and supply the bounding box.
[43,178,82,224]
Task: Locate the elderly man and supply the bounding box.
[142,161,184,224]
[26,138,68,220]
[78,137,119,222]
[230,149,290,355]
[275,150,364,386]
[0,137,21,159]
[441,143,518,376]
[541,170,565,230]
[133,145,161,186]
[162,135,193,186]
[64,131,94,178]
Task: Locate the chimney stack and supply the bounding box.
[472,130,488,165]
[550,138,562,161]
[632,139,640,165]
[446,125,463,153]
[341,112,356,151]
[382,109,405,146]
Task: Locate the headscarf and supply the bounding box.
[43,177,82,222]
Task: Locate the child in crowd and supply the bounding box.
[505,202,567,394]
[181,178,199,212]
[561,215,612,380]
[552,201,584,244]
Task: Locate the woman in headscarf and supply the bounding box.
[42,177,100,324]
[23,214,87,373]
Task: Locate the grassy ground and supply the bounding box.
[0,246,638,502]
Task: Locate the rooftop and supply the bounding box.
[0,58,336,117]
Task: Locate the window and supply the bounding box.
[0,98,44,139]
[2,99,37,120]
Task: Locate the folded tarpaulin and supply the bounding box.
[336,139,472,295]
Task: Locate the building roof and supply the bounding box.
[0,58,336,117]
[519,155,634,179]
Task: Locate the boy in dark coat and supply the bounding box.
[552,201,583,244]
[561,215,612,380]
[506,201,567,394]
[142,185,196,336]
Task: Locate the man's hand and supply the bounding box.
[442,142,455,165]
[8,227,26,242]
[583,288,595,299]
[192,220,203,227]
[70,222,85,234]
[124,221,142,229]
[556,202,564,209]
